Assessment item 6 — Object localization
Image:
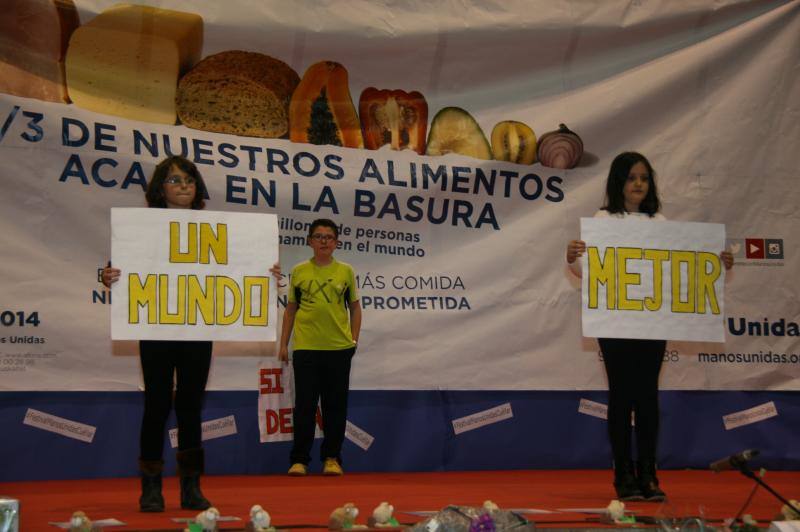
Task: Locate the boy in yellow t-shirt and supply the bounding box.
[278,219,361,476]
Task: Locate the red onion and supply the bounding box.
[537,123,583,169]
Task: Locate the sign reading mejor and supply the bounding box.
[581,218,726,342]
[111,208,279,341]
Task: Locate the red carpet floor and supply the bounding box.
[1,469,797,531]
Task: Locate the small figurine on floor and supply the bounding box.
[69,511,93,532]
[780,500,800,521]
[330,502,365,529]
[603,500,634,525]
[722,514,760,532]
[192,507,220,532]
[367,502,400,527]
[482,500,500,512]
[246,504,274,532]
[606,500,625,521]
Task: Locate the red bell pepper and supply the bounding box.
[358,88,428,155]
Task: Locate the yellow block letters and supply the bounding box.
[587,247,721,314]
[127,273,269,326]
[169,222,228,264]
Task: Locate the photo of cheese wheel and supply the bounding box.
[426,107,492,160]
[66,4,203,124]
[536,123,584,169]
[177,51,300,138]
[491,120,537,165]
[0,0,80,103]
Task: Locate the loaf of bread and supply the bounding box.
[0,0,80,103]
[66,4,203,124]
[176,50,300,138]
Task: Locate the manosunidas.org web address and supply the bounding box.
[698,351,800,364]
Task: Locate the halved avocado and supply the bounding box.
[426,107,492,160]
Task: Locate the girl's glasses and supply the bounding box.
[165,175,196,185]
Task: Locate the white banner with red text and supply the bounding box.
[258,359,322,443]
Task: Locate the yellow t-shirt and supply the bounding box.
[288,258,358,350]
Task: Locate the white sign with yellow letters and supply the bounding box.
[580,218,726,342]
[111,208,278,341]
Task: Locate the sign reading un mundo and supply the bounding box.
[580,218,726,342]
[111,208,279,341]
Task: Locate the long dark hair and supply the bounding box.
[601,151,660,216]
[145,156,207,209]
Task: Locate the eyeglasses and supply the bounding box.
[164,175,196,186]
[310,234,336,242]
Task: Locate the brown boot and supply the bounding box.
[138,459,165,512]
[176,448,211,510]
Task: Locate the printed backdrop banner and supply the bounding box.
[111,208,279,341]
[0,1,798,391]
[580,218,726,342]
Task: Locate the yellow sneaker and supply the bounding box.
[287,463,308,476]
[322,458,343,476]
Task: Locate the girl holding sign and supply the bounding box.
[104,157,281,512]
[566,152,733,502]
[102,156,215,513]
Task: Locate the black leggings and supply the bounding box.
[139,340,212,461]
[599,338,665,465]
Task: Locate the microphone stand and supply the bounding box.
[733,461,800,518]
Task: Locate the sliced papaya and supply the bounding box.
[491,120,537,165]
[289,61,363,148]
[425,107,492,160]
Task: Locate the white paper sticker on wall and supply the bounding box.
[578,398,608,420]
[345,420,374,451]
[23,408,96,443]
[169,415,238,448]
[451,403,513,435]
[723,402,778,430]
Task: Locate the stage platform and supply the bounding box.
[1,469,797,531]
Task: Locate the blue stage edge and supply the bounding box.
[2,390,798,481]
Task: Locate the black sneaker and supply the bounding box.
[615,474,645,501]
[639,479,666,502]
[637,460,667,502]
[614,461,644,501]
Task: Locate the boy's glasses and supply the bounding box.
[310,234,336,242]
[164,175,196,185]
